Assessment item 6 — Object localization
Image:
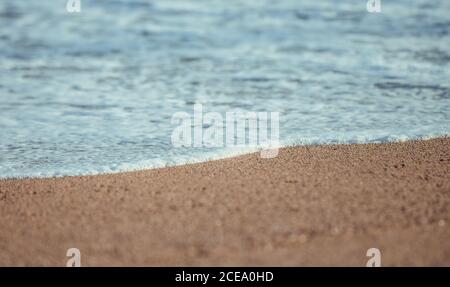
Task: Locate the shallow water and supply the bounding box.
[0,0,449,178]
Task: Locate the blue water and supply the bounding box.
[0,0,449,178]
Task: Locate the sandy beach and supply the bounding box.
[0,138,449,266]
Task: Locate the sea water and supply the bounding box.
[0,0,449,178]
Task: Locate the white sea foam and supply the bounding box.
[0,0,449,179]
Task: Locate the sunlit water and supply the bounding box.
[0,0,449,178]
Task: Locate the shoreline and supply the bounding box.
[2,135,449,181]
[0,138,449,266]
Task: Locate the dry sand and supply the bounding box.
[0,138,449,266]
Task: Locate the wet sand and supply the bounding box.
[0,138,449,266]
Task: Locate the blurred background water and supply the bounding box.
[0,0,449,178]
